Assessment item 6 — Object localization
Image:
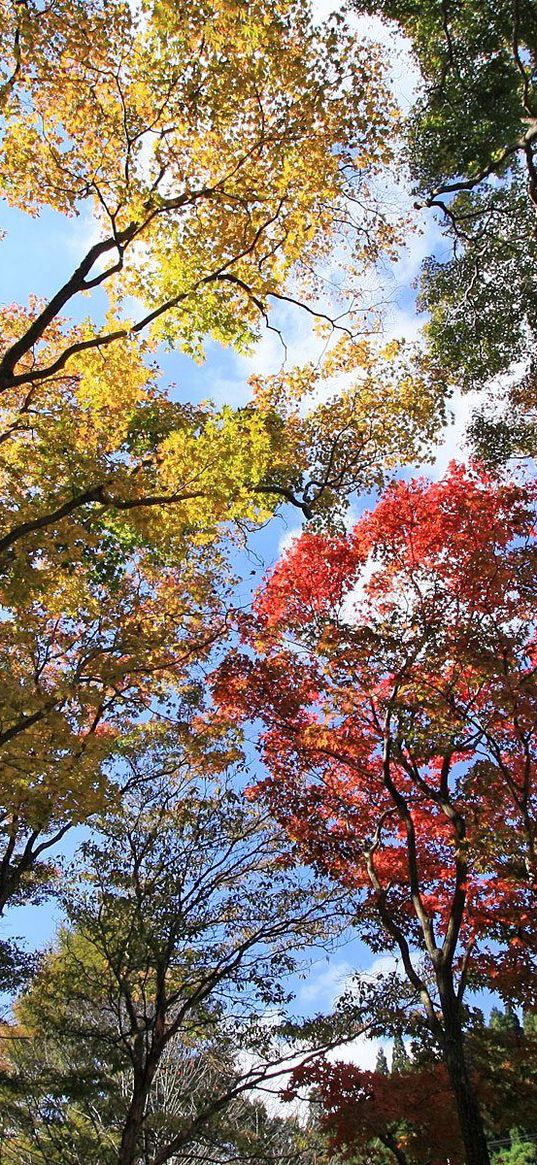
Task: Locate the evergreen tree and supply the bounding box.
[490,1007,522,1035]
[391,1035,410,1074]
[524,1011,537,1037]
[493,1129,537,1165]
[375,1047,389,1076]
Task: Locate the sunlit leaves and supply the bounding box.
[215,464,537,998]
[0,0,399,363]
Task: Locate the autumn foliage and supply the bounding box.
[286,1013,537,1165]
[216,464,537,991]
[287,1057,462,1165]
[214,463,537,1162]
[1,0,536,1161]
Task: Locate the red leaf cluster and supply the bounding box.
[214,464,537,996]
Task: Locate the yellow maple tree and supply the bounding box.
[0,0,444,920]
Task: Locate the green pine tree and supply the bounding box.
[391,1034,410,1074]
[490,1006,522,1034]
[524,1010,537,1037]
[493,1129,537,1165]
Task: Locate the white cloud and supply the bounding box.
[326,953,405,1070]
[207,373,253,409]
[328,1029,385,1071]
[294,952,407,1075]
[242,950,411,1121]
[298,958,355,1008]
[363,952,401,980]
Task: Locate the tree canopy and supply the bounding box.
[1,1,536,1163]
[0,765,348,1165]
[214,464,537,1163]
[353,0,537,459]
[0,0,446,927]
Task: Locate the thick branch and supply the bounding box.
[381,724,438,959]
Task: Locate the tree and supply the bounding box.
[0,329,443,937]
[353,0,537,455]
[467,1009,537,1141]
[492,1131,537,1165]
[1,1027,321,1165]
[0,0,403,563]
[376,1047,389,1076]
[0,762,352,1165]
[0,537,233,930]
[490,1007,522,1035]
[391,1035,410,1074]
[214,463,537,1165]
[288,1057,463,1165]
[0,0,397,369]
[289,1006,537,1165]
[524,1010,537,1036]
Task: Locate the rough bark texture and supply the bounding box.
[438,972,491,1165]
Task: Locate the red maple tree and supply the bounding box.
[214,464,537,1165]
[288,1057,462,1165]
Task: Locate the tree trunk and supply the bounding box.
[118,1083,148,1165]
[117,1051,159,1165]
[437,971,490,1165]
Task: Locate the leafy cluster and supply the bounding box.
[355,0,537,458]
